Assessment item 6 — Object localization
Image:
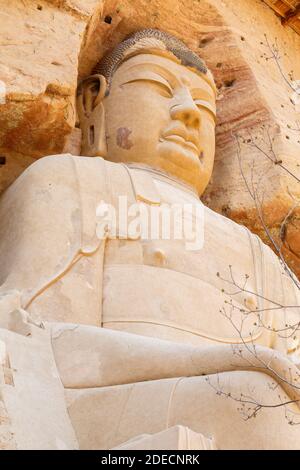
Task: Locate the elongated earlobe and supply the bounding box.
[77,74,108,157]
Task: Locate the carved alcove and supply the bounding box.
[75,0,300,275]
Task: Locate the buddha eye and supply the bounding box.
[147,80,173,98]
[194,101,217,123]
[122,79,173,98]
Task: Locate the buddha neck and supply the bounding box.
[124,163,200,200]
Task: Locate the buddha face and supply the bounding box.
[89,53,216,194]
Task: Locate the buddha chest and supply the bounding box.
[102,172,272,347]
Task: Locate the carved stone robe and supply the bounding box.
[1,154,300,449]
[0,153,299,356]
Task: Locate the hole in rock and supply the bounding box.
[89,125,95,145]
[104,15,112,24]
[224,79,236,88]
[199,35,214,48]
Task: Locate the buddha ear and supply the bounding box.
[76,74,108,157]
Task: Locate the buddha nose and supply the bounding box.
[170,89,201,128]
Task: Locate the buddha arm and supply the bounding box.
[0,155,83,308]
[271,268,300,367]
[252,230,300,367]
[51,322,300,406]
[262,238,300,366]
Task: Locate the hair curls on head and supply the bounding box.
[92,29,208,90]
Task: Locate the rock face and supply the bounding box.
[205,0,300,278]
[0,0,299,275]
[0,0,103,190]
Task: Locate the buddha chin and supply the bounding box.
[157,138,203,181]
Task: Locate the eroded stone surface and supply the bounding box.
[0,0,97,186]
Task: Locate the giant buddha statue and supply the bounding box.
[0,29,300,450]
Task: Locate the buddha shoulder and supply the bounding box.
[14,154,107,188]
[2,154,120,205]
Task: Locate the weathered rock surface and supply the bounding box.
[0,0,103,187]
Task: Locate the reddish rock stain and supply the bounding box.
[116,127,133,150]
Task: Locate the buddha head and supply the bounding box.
[77,29,217,195]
